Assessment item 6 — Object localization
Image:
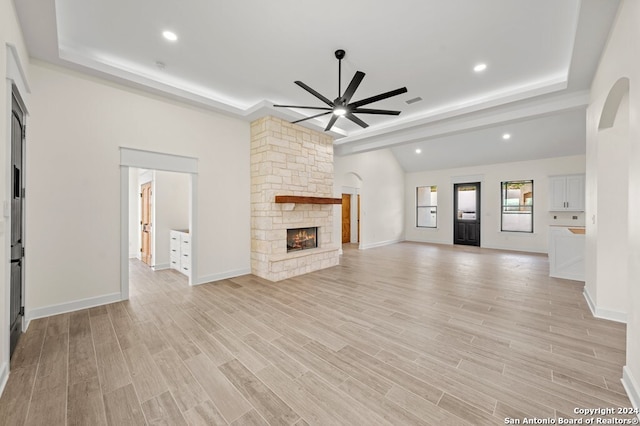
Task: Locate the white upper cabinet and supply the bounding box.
[549,174,585,211]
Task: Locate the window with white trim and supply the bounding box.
[501,180,533,233]
[417,186,437,228]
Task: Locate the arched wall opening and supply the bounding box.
[591,77,630,322]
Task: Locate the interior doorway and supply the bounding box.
[120,148,198,299]
[342,194,351,243]
[341,192,360,244]
[453,182,481,246]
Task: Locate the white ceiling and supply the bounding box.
[15,0,620,171]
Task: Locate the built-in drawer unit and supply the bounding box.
[170,230,190,277]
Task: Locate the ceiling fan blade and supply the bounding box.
[274,105,333,110]
[291,111,333,124]
[349,87,408,108]
[352,108,401,115]
[341,71,365,103]
[346,113,369,129]
[295,81,334,107]
[325,114,339,131]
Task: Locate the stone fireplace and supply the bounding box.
[250,116,340,281]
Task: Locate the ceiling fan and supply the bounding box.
[274,49,408,132]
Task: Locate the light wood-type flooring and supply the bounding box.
[0,242,634,425]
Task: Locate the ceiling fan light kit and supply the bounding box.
[274,49,408,131]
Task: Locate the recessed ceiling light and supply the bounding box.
[162,31,178,41]
[415,148,422,154]
[502,133,511,140]
[473,63,487,73]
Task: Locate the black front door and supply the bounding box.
[10,90,25,358]
[453,182,480,246]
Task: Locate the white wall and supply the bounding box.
[586,0,640,411]
[334,149,405,249]
[128,168,139,258]
[404,155,586,253]
[153,170,189,269]
[24,61,250,319]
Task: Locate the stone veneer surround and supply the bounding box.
[250,116,340,281]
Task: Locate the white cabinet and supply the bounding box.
[549,174,585,211]
[170,230,190,276]
[548,227,585,281]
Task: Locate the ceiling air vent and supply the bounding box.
[406,97,423,105]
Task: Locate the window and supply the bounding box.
[417,186,437,227]
[501,180,533,232]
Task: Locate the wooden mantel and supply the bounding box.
[275,195,342,205]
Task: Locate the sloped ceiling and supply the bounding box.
[15,0,620,171]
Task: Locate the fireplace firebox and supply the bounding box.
[287,227,318,252]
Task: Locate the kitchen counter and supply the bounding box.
[548,226,585,281]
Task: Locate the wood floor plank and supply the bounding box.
[184,353,252,423]
[68,310,99,385]
[158,320,202,360]
[270,336,347,387]
[182,400,228,426]
[0,364,38,426]
[138,321,172,355]
[103,384,146,426]
[295,371,391,426]
[385,384,469,426]
[33,332,68,392]
[210,328,269,373]
[338,345,443,404]
[229,409,269,426]
[122,343,169,403]
[303,340,393,395]
[46,313,70,336]
[25,386,67,426]
[93,340,132,395]
[255,365,341,425]
[10,318,47,369]
[437,392,502,425]
[152,348,207,412]
[243,333,307,379]
[141,391,188,426]
[219,359,300,426]
[338,377,431,426]
[67,377,107,426]
[376,349,497,414]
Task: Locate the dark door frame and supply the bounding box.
[453,182,481,246]
[10,86,26,358]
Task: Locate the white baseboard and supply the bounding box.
[195,268,251,285]
[584,288,597,316]
[26,292,123,321]
[0,361,8,398]
[622,366,640,421]
[583,288,627,323]
[152,263,170,271]
[360,238,403,250]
